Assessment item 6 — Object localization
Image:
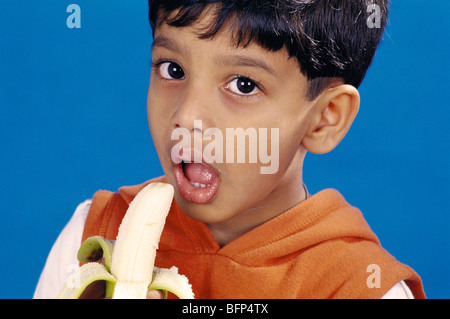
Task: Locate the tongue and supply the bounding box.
[184,163,216,184]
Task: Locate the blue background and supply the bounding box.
[0,1,448,298]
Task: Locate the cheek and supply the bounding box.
[147,100,169,161]
[147,84,172,132]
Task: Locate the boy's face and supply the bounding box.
[147,11,315,238]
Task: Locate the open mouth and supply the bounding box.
[173,159,220,204]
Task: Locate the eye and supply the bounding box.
[158,61,185,80]
[226,77,260,96]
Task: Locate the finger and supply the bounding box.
[146,289,165,299]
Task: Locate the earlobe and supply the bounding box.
[302,84,360,154]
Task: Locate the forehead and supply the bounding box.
[155,5,294,54]
[154,5,239,46]
[152,14,298,74]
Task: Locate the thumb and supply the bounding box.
[146,289,165,299]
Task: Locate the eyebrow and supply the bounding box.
[152,35,276,76]
[219,55,276,76]
[152,35,182,53]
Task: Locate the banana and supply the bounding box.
[57,182,194,299]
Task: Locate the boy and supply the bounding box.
[35,0,425,298]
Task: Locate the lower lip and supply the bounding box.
[173,162,220,204]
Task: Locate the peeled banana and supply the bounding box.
[57,182,194,299]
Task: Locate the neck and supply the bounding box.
[207,175,307,247]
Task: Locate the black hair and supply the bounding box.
[148,0,389,100]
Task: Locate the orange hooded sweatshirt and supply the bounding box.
[82,177,425,299]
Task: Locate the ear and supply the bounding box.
[302,84,360,154]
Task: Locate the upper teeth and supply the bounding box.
[190,181,210,188]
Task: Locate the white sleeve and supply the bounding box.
[33,200,91,299]
[381,281,414,299]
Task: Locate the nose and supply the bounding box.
[170,80,212,132]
